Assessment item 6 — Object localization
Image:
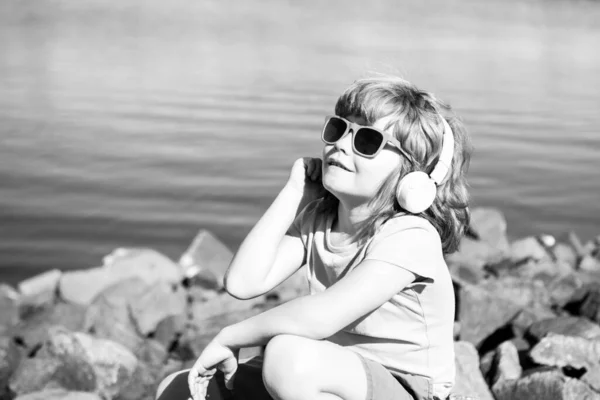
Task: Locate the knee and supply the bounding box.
[262,335,317,394]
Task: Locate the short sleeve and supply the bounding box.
[286,199,322,246]
[364,218,442,284]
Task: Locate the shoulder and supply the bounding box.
[374,215,441,245]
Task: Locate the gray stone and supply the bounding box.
[179,229,234,290]
[83,278,149,352]
[510,236,548,264]
[553,243,579,269]
[0,336,21,390]
[580,255,600,273]
[0,284,19,329]
[527,316,600,342]
[446,237,506,274]
[9,358,69,395]
[470,207,510,252]
[577,285,600,324]
[490,341,522,387]
[60,249,182,306]
[129,282,186,336]
[530,333,600,392]
[9,301,86,353]
[154,314,186,350]
[548,273,584,307]
[18,269,62,311]
[458,282,522,347]
[451,341,494,400]
[493,369,600,400]
[14,390,102,400]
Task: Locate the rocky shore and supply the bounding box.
[1,208,600,400]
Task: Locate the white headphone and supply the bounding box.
[396,117,455,214]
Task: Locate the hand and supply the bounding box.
[287,157,326,207]
[187,339,239,400]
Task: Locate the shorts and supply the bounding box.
[355,352,434,400]
[156,355,436,400]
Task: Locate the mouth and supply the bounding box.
[326,159,351,172]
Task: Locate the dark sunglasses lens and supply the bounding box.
[323,118,348,143]
[354,128,384,156]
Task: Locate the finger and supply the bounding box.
[305,158,314,177]
[188,369,198,399]
[311,159,322,181]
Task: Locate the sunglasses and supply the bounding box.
[321,115,404,159]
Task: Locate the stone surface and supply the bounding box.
[548,273,584,307]
[60,249,182,306]
[17,269,61,312]
[154,314,186,351]
[0,284,19,330]
[14,390,102,400]
[530,333,600,391]
[129,282,186,336]
[489,341,522,388]
[179,229,234,290]
[579,255,600,273]
[527,316,600,342]
[553,243,579,269]
[451,341,494,400]
[0,336,22,390]
[493,369,600,400]
[509,236,548,264]
[511,306,557,338]
[446,237,506,274]
[9,301,86,353]
[457,282,522,348]
[83,278,149,352]
[469,207,510,252]
[578,286,600,323]
[9,358,69,395]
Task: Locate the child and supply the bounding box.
[164,75,471,400]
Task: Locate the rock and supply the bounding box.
[0,336,21,390]
[450,263,487,284]
[579,255,600,273]
[577,285,600,324]
[60,249,181,306]
[469,207,510,252]
[83,278,149,352]
[38,327,139,400]
[510,236,548,264]
[446,237,506,274]
[0,284,19,329]
[489,341,522,388]
[457,282,522,348]
[479,276,551,309]
[9,358,69,395]
[154,314,186,351]
[553,243,579,269]
[9,301,86,353]
[527,316,600,342]
[133,338,168,370]
[493,369,600,400]
[14,390,102,400]
[530,333,600,391]
[451,341,494,400]
[114,361,156,400]
[567,231,587,257]
[548,273,584,308]
[129,282,186,336]
[17,269,61,312]
[179,229,234,290]
[511,306,557,338]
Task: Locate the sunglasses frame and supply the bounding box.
[321,115,405,159]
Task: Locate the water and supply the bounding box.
[1,0,599,286]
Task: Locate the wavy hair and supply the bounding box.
[319,75,472,254]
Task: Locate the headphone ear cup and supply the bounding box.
[396,171,437,214]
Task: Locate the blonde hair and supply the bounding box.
[319,75,472,254]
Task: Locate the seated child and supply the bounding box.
[159,74,471,400]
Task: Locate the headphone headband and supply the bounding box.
[428,117,455,185]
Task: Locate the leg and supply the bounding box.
[262,334,368,400]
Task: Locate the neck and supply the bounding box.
[334,198,372,236]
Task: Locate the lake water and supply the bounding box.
[1,0,599,285]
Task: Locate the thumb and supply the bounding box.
[223,369,236,390]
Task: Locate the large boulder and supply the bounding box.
[446,237,505,276]
[9,301,86,353]
[83,278,149,353]
[451,341,494,400]
[0,284,19,331]
[526,316,600,342]
[179,229,234,290]
[469,207,510,252]
[0,336,22,392]
[530,333,600,392]
[17,269,62,313]
[509,236,549,264]
[493,369,600,400]
[489,340,522,388]
[129,282,186,336]
[60,249,182,306]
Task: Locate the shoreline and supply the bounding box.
[1,207,600,399]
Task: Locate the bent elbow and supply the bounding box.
[224,276,264,300]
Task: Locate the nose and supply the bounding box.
[333,129,353,154]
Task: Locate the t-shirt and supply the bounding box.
[289,199,456,399]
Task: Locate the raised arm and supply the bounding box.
[224,157,324,299]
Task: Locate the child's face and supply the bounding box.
[321,115,402,206]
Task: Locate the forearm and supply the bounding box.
[216,295,332,349]
[224,183,303,294]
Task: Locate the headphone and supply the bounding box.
[396,117,455,214]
